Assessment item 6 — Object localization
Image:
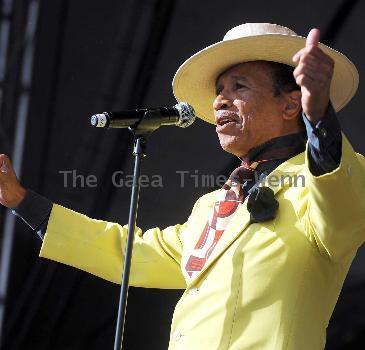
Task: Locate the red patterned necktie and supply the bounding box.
[185,160,263,278]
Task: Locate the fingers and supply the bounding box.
[0,154,25,208]
[294,67,332,95]
[294,75,315,92]
[0,154,16,184]
[292,28,334,90]
[306,28,320,48]
[293,28,330,64]
[294,54,333,79]
[292,28,334,122]
[293,45,333,66]
[0,154,12,174]
[293,57,334,86]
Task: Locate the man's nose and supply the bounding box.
[213,93,233,111]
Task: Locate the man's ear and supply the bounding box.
[282,90,302,120]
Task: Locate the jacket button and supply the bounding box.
[173,331,183,341]
[319,127,327,138]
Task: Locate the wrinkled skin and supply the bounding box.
[213,61,303,158]
[214,28,334,159]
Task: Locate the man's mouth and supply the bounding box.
[216,111,240,128]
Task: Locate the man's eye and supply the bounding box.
[235,83,247,89]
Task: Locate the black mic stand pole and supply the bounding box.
[113,111,163,350]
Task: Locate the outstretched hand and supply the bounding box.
[292,28,334,124]
[0,154,26,209]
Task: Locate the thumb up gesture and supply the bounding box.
[293,29,335,124]
[0,154,26,209]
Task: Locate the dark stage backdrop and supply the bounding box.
[1,0,364,349]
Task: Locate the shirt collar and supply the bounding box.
[245,131,307,163]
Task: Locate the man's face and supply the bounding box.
[214,61,290,158]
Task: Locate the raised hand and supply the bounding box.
[0,154,26,208]
[292,28,335,124]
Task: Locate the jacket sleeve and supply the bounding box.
[299,132,365,261]
[39,199,201,289]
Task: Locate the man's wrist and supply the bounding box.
[10,186,27,209]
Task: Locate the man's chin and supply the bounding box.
[219,140,247,158]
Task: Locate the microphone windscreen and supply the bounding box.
[174,102,196,128]
[90,113,109,128]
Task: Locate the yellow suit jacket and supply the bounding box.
[40,133,365,350]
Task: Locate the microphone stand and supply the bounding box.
[113,110,163,350]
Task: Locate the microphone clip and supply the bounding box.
[129,109,164,138]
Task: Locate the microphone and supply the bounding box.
[90,102,196,129]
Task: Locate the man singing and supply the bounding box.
[1,23,364,349]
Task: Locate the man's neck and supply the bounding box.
[242,131,307,163]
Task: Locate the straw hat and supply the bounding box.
[172,23,359,124]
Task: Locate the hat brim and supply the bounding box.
[173,34,359,124]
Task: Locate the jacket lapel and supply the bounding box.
[186,152,305,287]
